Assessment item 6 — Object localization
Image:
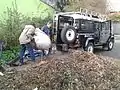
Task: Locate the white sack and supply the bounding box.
[33,28,51,50]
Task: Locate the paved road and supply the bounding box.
[95,35,120,59]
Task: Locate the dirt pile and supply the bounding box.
[0,51,120,90]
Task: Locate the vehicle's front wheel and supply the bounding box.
[107,39,114,51]
[102,39,114,51]
[84,42,94,53]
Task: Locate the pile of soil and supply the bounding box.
[0,50,120,90]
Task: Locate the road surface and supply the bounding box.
[95,35,120,59]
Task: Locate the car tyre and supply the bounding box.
[102,39,114,51]
[61,25,76,44]
[107,39,114,51]
[84,42,94,53]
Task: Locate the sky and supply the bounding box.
[108,0,120,11]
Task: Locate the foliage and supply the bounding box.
[0,60,3,66]
[32,14,52,28]
[0,1,52,49]
[42,0,107,13]
[0,0,52,65]
[0,1,31,49]
[0,46,20,65]
[109,15,120,22]
[64,0,107,13]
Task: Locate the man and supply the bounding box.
[19,23,36,65]
[41,21,52,37]
[41,21,53,56]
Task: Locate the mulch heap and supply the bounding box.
[0,50,120,90]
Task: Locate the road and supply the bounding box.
[95,35,120,59]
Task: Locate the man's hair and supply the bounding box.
[31,23,36,28]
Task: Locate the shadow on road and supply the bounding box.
[94,47,106,53]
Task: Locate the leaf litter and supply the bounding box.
[0,50,120,90]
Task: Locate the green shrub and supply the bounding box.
[0,1,52,64]
[0,46,20,64]
[0,1,52,49]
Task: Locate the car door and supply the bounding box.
[93,22,101,42]
[99,20,111,44]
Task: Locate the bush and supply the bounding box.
[109,15,120,22]
[0,1,52,49]
[1,46,20,62]
[0,1,52,64]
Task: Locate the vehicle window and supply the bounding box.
[94,22,101,31]
[105,22,110,30]
[74,20,79,29]
[81,20,93,32]
[89,21,94,31]
[58,17,73,28]
[102,23,106,30]
[81,20,88,31]
[102,21,110,30]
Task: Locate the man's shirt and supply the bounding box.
[41,25,50,36]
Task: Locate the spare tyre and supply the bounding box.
[61,26,76,44]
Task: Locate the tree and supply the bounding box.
[40,0,107,13]
[64,0,107,13]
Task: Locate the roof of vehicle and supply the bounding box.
[54,12,107,22]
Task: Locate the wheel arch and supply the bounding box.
[107,35,114,43]
[84,38,94,47]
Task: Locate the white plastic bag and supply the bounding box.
[33,28,51,50]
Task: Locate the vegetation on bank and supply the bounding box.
[0,1,52,65]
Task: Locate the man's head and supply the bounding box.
[47,21,52,28]
[31,23,36,28]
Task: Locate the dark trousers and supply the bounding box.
[19,43,35,64]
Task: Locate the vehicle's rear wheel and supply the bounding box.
[84,42,94,53]
[61,26,76,44]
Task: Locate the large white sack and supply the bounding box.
[33,28,51,50]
